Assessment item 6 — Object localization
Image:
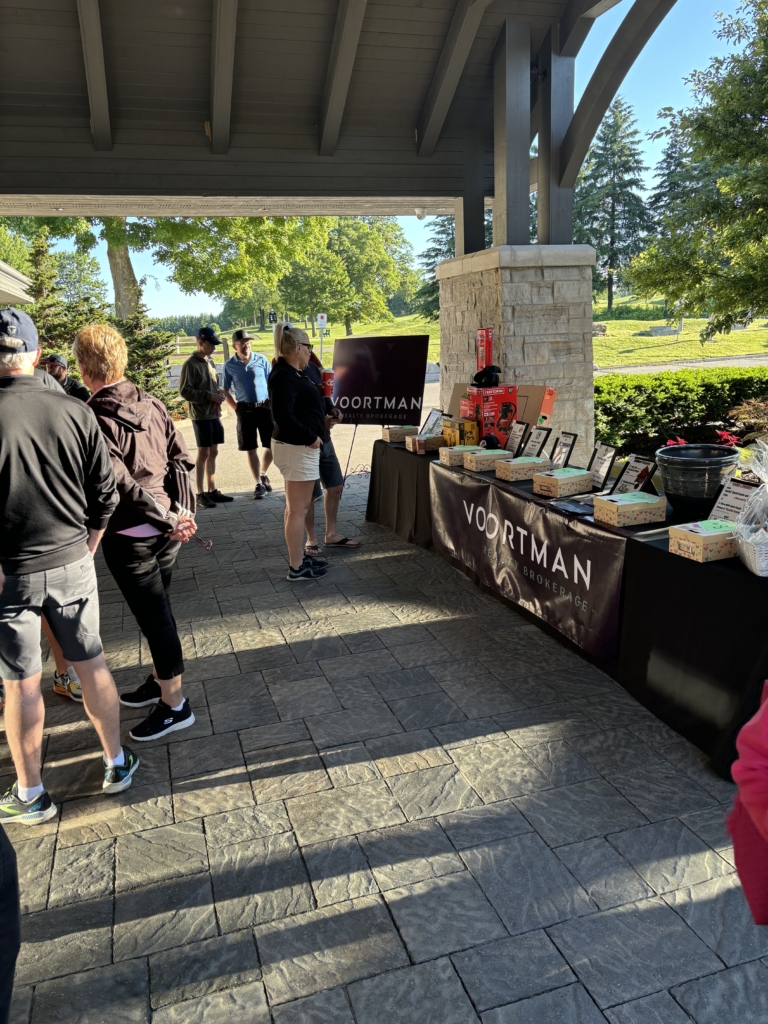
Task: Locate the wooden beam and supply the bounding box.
[560,0,623,58]
[538,25,575,244]
[493,19,531,245]
[560,0,678,188]
[76,0,112,151]
[319,0,368,157]
[210,0,238,155]
[417,0,494,159]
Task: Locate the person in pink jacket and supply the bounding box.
[728,680,768,925]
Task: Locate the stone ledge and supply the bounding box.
[436,245,597,280]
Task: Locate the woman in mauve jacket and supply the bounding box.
[74,324,199,743]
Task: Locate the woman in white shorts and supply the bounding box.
[269,323,332,580]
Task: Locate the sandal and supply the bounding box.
[304,544,324,558]
[324,537,361,548]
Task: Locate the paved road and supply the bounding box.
[597,353,768,375]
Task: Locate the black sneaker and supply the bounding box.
[120,674,161,708]
[0,783,57,825]
[129,699,195,742]
[197,492,216,509]
[253,483,266,500]
[103,745,140,793]
[287,561,328,581]
[261,475,272,492]
[304,552,328,568]
[208,489,234,503]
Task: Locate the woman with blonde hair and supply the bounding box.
[269,323,332,580]
[73,324,199,740]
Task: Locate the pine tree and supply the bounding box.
[112,302,179,412]
[411,216,455,321]
[647,113,723,230]
[573,97,653,309]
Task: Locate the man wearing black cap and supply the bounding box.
[39,352,90,401]
[222,329,274,499]
[178,327,233,509]
[0,308,140,827]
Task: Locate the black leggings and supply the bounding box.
[0,824,20,1024]
[102,534,184,680]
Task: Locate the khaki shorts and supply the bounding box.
[271,439,321,482]
[0,554,103,679]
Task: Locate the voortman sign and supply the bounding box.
[331,335,429,425]
[430,464,627,660]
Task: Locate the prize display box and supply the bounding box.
[460,385,518,445]
[405,434,447,454]
[442,417,480,447]
[668,520,738,562]
[533,468,592,497]
[594,492,668,527]
[439,445,483,467]
[463,449,507,471]
[495,456,551,482]
[382,426,419,443]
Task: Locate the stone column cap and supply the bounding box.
[436,244,596,280]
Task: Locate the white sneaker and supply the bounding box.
[53,671,83,703]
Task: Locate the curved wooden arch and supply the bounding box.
[559,0,678,189]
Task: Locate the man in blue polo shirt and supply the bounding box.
[223,329,274,499]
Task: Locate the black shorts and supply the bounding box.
[318,439,344,489]
[236,404,274,452]
[193,418,225,448]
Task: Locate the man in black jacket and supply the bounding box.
[0,308,140,828]
[39,352,90,400]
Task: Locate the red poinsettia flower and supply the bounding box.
[715,430,740,447]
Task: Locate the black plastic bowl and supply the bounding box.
[656,443,740,520]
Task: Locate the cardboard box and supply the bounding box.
[442,417,480,447]
[533,468,592,497]
[495,456,551,482]
[668,520,737,562]
[405,434,447,454]
[463,449,507,471]
[439,445,484,467]
[447,383,468,418]
[382,425,419,443]
[476,327,494,372]
[460,385,518,446]
[517,386,557,434]
[594,492,667,527]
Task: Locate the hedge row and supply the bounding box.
[594,367,768,452]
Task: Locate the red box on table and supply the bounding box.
[460,385,518,446]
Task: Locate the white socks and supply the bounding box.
[104,748,126,768]
[18,783,44,803]
[171,700,185,712]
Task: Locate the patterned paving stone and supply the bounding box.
[255,895,408,1004]
[447,739,551,803]
[113,873,218,961]
[173,766,254,821]
[514,779,647,847]
[210,830,313,931]
[663,872,768,966]
[247,741,331,803]
[547,898,724,1008]
[271,988,355,1024]
[151,981,270,1023]
[115,820,208,892]
[671,961,768,1024]
[318,650,400,683]
[495,705,597,747]
[388,691,466,731]
[169,733,244,780]
[149,930,261,1009]
[8,986,33,1024]
[680,805,733,858]
[330,677,382,707]
[607,765,718,821]
[512,739,598,787]
[203,802,291,849]
[304,705,403,748]
[608,819,732,896]
[366,729,452,776]
[48,837,114,907]
[368,667,442,701]
[556,838,653,911]
[208,698,280,733]
[431,718,508,749]
[14,835,56,914]
[572,694,657,731]
[320,743,382,787]
[239,720,310,752]
[30,959,149,1024]
[57,784,174,847]
[348,958,480,1024]
[605,991,694,1024]
[460,833,594,935]
[287,779,406,845]
[452,931,575,1012]
[388,764,482,820]
[481,983,606,1024]
[16,897,113,984]
[269,677,344,720]
[359,819,463,890]
[438,802,532,850]
[567,729,663,775]
[303,835,378,907]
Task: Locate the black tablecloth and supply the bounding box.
[366,439,439,548]
[619,530,768,774]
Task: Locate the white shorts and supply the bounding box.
[271,438,320,482]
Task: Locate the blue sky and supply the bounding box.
[69,0,740,317]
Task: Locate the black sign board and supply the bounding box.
[331,335,429,425]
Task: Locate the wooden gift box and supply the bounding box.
[533,468,592,497]
[463,449,507,471]
[495,457,551,482]
[593,492,667,527]
[439,445,484,467]
[668,520,737,562]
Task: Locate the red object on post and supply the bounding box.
[476,328,493,373]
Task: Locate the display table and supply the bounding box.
[366,439,439,548]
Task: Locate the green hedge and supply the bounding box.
[594,367,768,452]
[593,304,667,321]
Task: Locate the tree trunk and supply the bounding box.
[345,315,353,336]
[106,241,141,318]
[607,272,614,311]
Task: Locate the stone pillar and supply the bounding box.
[436,244,596,465]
